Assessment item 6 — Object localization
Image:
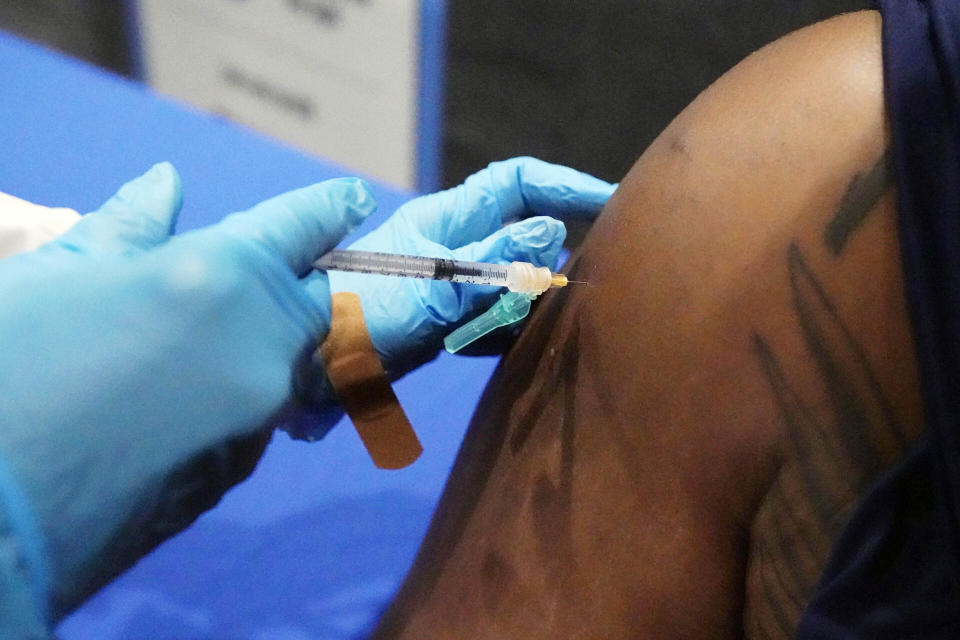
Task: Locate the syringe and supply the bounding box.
[313,249,574,295]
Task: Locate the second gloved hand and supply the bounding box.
[288,157,615,440]
[330,157,616,377]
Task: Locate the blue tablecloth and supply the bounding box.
[0,31,496,640]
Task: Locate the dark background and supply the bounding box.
[0,0,870,187]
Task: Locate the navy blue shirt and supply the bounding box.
[796,2,960,636]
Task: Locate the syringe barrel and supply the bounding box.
[442,260,510,286]
[315,250,513,287]
[314,250,554,293]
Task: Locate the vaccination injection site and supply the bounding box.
[2,0,960,638]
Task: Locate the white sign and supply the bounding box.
[135,0,436,190]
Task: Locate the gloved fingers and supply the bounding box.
[490,156,615,220]
[433,217,566,355]
[411,217,564,323]
[454,216,567,270]
[213,177,377,276]
[394,157,615,250]
[409,275,501,327]
[58,162,183,254]
[490,158,616,220]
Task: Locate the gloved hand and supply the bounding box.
[0,163,376,625]
[332,156,614,373]
[288,157,615,440]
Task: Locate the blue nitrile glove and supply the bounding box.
[0,163,376,628]
[287,157,614,440]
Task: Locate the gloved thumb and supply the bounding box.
[57,162,183,255]
[213,177,377,276]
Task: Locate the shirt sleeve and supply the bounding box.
[0,192,79,261]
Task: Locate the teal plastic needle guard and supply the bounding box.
[444,291,535,354]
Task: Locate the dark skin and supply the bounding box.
[373,11,922,639]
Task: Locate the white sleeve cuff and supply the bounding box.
[0,192,80,261]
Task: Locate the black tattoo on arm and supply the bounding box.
[754,243,907,520]
[824,151,892,256]
[749,154,908,633]
[749,242,908,634]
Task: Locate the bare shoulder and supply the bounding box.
[717,10,883,99]
[656,9,885,181]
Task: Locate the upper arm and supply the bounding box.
[375,11,922,640]
[580,11,921,635]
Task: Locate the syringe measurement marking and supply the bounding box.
[315,251,511,287]
[434,259,509,284]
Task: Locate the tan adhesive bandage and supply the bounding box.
[320,292,422,469]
